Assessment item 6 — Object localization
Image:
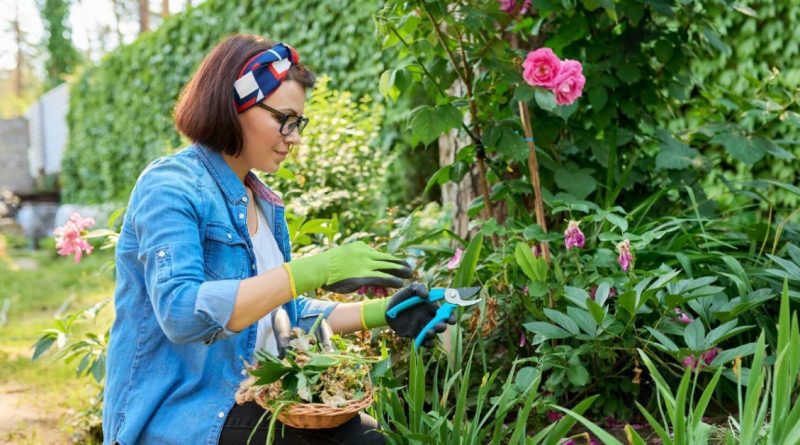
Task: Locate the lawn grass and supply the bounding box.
[0,246,115,444]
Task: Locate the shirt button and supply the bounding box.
[241,369,247,376]
[157,250,166,258]
[218,411,225,419]
[239,213,245,219]
[251,264,256,270]
[227,233,232,239]
[242,196,248,203]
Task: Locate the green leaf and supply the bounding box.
[587,86,608,111]
[379,69,401,103]
[703,25,731,55]
[251,361,293,385]
[534,88,557,111]
[645,326,679,352]
[515,242,548,282]
[567,364,589,386]
[586,298,605,325]
[655,129,699,170]
[410,104,463,145]
[567,307,597,337]
[515,367,539,392]
[564,286,590,309]
[554,167,597,199]
[711,131,766,164]
[523,321,572,340]
[454,232,483,288]
[684,319,707,351]
[544,308,580,336]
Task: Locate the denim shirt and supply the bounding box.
[103,144,339,445]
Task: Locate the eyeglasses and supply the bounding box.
[255,103,309,136]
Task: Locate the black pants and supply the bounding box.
[218,401,386,445]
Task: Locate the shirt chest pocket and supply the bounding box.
[203,222,249,280]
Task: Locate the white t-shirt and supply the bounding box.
[251,205,287,355]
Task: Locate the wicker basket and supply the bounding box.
[253,386,373,429]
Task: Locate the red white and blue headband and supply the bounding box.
[233,43,300,113]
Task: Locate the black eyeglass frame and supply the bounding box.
[255,102,309,136]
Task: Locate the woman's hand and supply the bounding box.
[284,241,411,297]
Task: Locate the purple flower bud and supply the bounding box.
[674,308,693,325]
[564,220,585,250]
[616,239,633,272]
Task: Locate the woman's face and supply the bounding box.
[237,80,306,174]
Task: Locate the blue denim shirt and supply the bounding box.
[103,144,339,445]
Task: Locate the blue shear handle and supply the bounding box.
[386,296,426,319]
[414,303,455,349]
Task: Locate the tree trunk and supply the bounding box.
[111,0,125,44]
[439,80,480,239]
[12,4,23,96]
[138,0,149,34]
[161,0,169,18]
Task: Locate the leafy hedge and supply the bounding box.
[62,0,385,204]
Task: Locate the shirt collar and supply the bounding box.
[193,144,284,207]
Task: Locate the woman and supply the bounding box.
[103,34,453,445]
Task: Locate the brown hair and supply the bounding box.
[174,34,315,156]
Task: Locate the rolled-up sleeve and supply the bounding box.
[131,160,239,345]
[294,296,339,333]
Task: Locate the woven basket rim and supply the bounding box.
[252,384,374,416]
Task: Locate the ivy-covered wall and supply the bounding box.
[61,0,384,204]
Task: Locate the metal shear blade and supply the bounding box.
[443,287,481,306]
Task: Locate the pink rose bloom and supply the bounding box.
[447,247,463,270]
[519,331,527,347]
[552,59,586,105]
[53,213,96,263]
[616,239,633,272]
[674,308,693,325]
[499,0,531,14]
[564,220,585,250]
[531,244,543,257]
[522,48,562,89]
[684,348,721,369]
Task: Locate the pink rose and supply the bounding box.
[447,247,463,270]
[522,48,562,89]
[552,60,586,105]
[564,220,585,250]
[53,213,96,263]
[531,244,543,257]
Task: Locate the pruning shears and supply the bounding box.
[386,286,481,349]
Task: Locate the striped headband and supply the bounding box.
[233,43,300,113]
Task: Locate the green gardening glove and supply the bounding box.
[283,241,412,297]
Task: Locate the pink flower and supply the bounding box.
[357,286,389,298]
[499,0,531,14]
[519,331,527,347]
[674,308,693,325]
[546,411,563,422]
[447,247,463,270]
[616,239,633,272]
[531,244,543,257]
[564,220,585,250]
[683,348,721,369]
[552,60,586,105]
[701,347,721,364]
[53,213,96,263]
[522,48,562,89]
